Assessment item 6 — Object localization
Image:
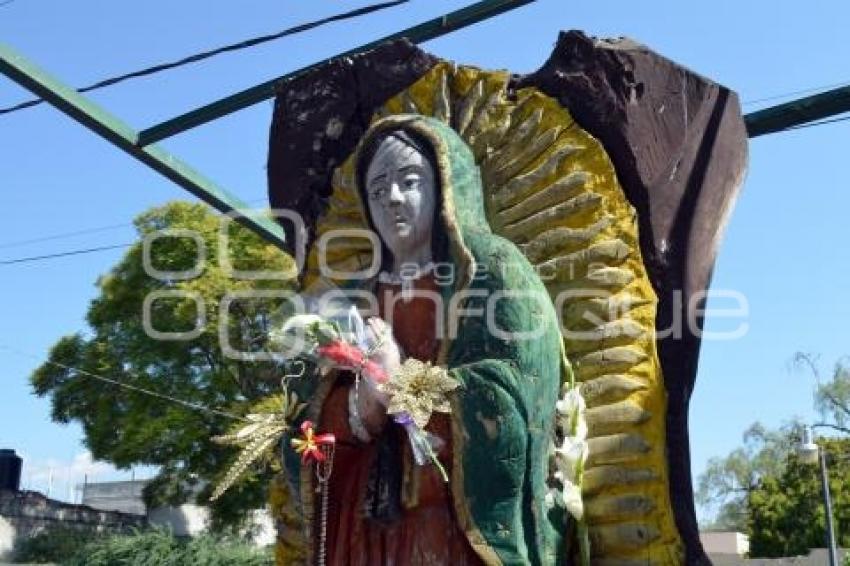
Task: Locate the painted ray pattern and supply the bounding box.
[306,63,684,565]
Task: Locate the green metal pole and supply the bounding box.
[136,0,536,146]
[744,85,850,138]
[0,43,287,249]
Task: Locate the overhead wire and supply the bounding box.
[0,0,410,117]
[743,80,850,107]
[0,222,131,250]
[1,93,848,268]
[0,196,268,249]
[0,0,845,122]
[2,2,848,264]
[783,113,850,132]
[0,197,270,265]
[0,243,132,265]
[0,343,247,422]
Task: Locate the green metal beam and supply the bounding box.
[136,0,536,146]
[6,0,844,258]
[0,43,287,249]
[745,85,850,138]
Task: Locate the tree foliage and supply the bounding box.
[697,355,850,556]
[797,353,850,436]
[747,437,850,557]
[31,201,296,526]
[696,423,796,531]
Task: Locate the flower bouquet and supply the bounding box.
[271,308,389,385]
[271,298,457,481]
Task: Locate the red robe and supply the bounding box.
[318,275,483,565]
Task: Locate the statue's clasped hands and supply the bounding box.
[353,317,401,432]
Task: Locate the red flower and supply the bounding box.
[316,341,362,366]
[290,420,335,464]
[316,341,389,384]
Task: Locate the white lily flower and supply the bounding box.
[554,436,588,483]
[549,383,590,531]
[556,386,588,440]
[555,386,585,416]
[561,479,584,521]
[571,412,588,443]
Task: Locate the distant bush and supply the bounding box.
[64,527,273,566]
[12,525,273,565]
[12,525,95,563]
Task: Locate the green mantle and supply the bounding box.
[282,116,567,565]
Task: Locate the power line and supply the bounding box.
[0,196,268,254]
[0,222,130,250]
[745,84,850,137]
[3,92,845,267]
[0,343,246,422]
[0,243,131,265]
[784,113,850,132]
[6,93,850,271]
[744,80,850,107]
[0,0,410,117]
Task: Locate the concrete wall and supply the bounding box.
[81,480,147,516]
[146,505,275,546]
[0,516,14,560]
[248,508,276,547]
[0,489,145,560]
[701,531,750,556]
[83,480,274,546]
[148,504,210,537]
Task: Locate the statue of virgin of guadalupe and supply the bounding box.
[280,115,570,565]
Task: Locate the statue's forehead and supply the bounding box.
[367,136,426,177]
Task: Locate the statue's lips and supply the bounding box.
[392,219,412,237]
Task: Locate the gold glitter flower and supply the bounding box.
[381,359,460,429]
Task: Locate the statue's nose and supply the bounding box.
[388,182,404,205]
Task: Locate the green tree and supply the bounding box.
[698,356,850,530]
[31,201,296,527]
[697,355,850,556]
[747,437,850,557]
[696,422,796,531]
[795,353,850,435]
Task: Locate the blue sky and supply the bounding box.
[1,0,848,516]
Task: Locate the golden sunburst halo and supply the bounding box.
[303,62,685,562]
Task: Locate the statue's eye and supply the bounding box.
[403,175,420,189]
[369,184,387,200]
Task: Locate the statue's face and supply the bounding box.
[365,135,437,261]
